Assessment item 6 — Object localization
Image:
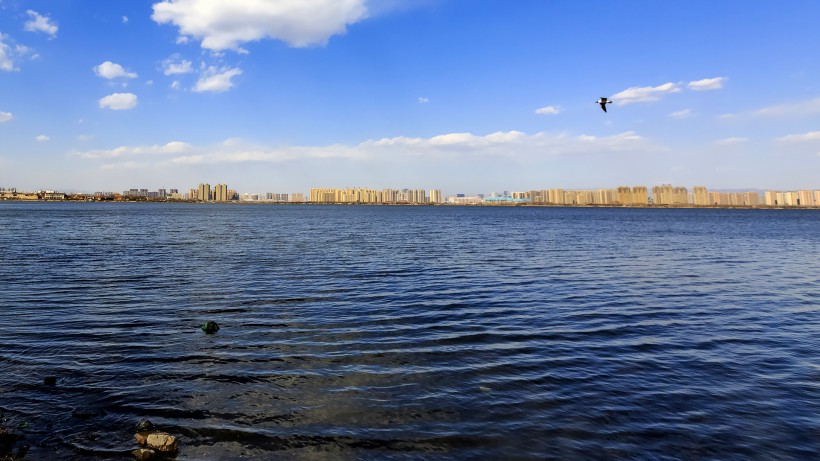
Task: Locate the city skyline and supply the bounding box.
[3,181,819,208]
[2,1,820,194]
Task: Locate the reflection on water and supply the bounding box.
[1,203,818,459]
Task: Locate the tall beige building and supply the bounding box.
[692,186,710,206]
[213,184,229,202]
[652,185,688,205]
[429,189,443,204]
[198,183,211,202]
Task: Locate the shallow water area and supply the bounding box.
[1,202,818,460]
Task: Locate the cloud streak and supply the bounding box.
[688,77,726,91]
[612,82,681,105]
[776,131,820,143]
[76,130,658,167]
[611,77,726,105]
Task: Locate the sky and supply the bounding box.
[1,0,819,195]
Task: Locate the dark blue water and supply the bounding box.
[1,202,818,460]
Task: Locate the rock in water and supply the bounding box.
[43,376,57,386]
[201,321,220,334]
[136,419,153,433]
[132,448,156,460]
[134,432,149,446]
[146,432,178,453]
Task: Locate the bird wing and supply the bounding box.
[601,104,607,112]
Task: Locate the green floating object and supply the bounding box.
[201,321,220,334]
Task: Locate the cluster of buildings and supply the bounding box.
[310,188,443,204]
[2,184,819,208]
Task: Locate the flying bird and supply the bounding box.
[597,97,612,113]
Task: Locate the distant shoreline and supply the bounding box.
[1,197,818,210]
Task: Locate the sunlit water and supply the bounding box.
[1,202,818,460]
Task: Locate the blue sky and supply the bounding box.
[1,0,819,195]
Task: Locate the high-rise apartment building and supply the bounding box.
[213,184,229,202]
[198,183,211,202]
[652,185,688,205]
[429,189,443,204]
[692,186,710,206]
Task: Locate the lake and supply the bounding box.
[0,202,818,460]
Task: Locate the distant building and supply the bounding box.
[652,185,688,206]
[214,183,229,202]
[198,183,211,202]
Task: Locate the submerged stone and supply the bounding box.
[201,321,220,334]
[136,419,154,433]
[132,447,156,461]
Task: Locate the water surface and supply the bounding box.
[1,202,818,460]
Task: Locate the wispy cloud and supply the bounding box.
[714,137,748,146]
[94,61,138,79]
[0,111,13,123]
[612,77,726,105]
[669,109,694,119]
[35,134,50,142]
[752,97,820,117]
[611,82,681,105]
[193,66,242,93]
[418,97,429,104]
[98,93,138,110]
[0,33,36,72]
[162,55,194,75]
[24,10,58,38]
[76,130,659,167]
[688,77,726,91]
[776,131,820,143]
[535,105,561,115]
[75,141,194,159]
[151,0,368,51]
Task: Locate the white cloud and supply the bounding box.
[98,93,138,110]
[162,56,193,75]
[94,61,138,79]
[688,77,727,91]
[0,33,35,71]
[151,0,368,51]
[77,130,657,167]
[776,131,820,143]
[714,137,748,146]
[24,10,58,38]
[0,40,13,71]
[418,97,429,104]
[122,16,129,24]
[669,109,694,119]
[170,80,181,90]
[76,141,194,159]
[193,66,242,93]
[752,97,820,117]
[535,105,561,115]
[0,111,12,123]
[35,134,49,141]
[611,82,681,105]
